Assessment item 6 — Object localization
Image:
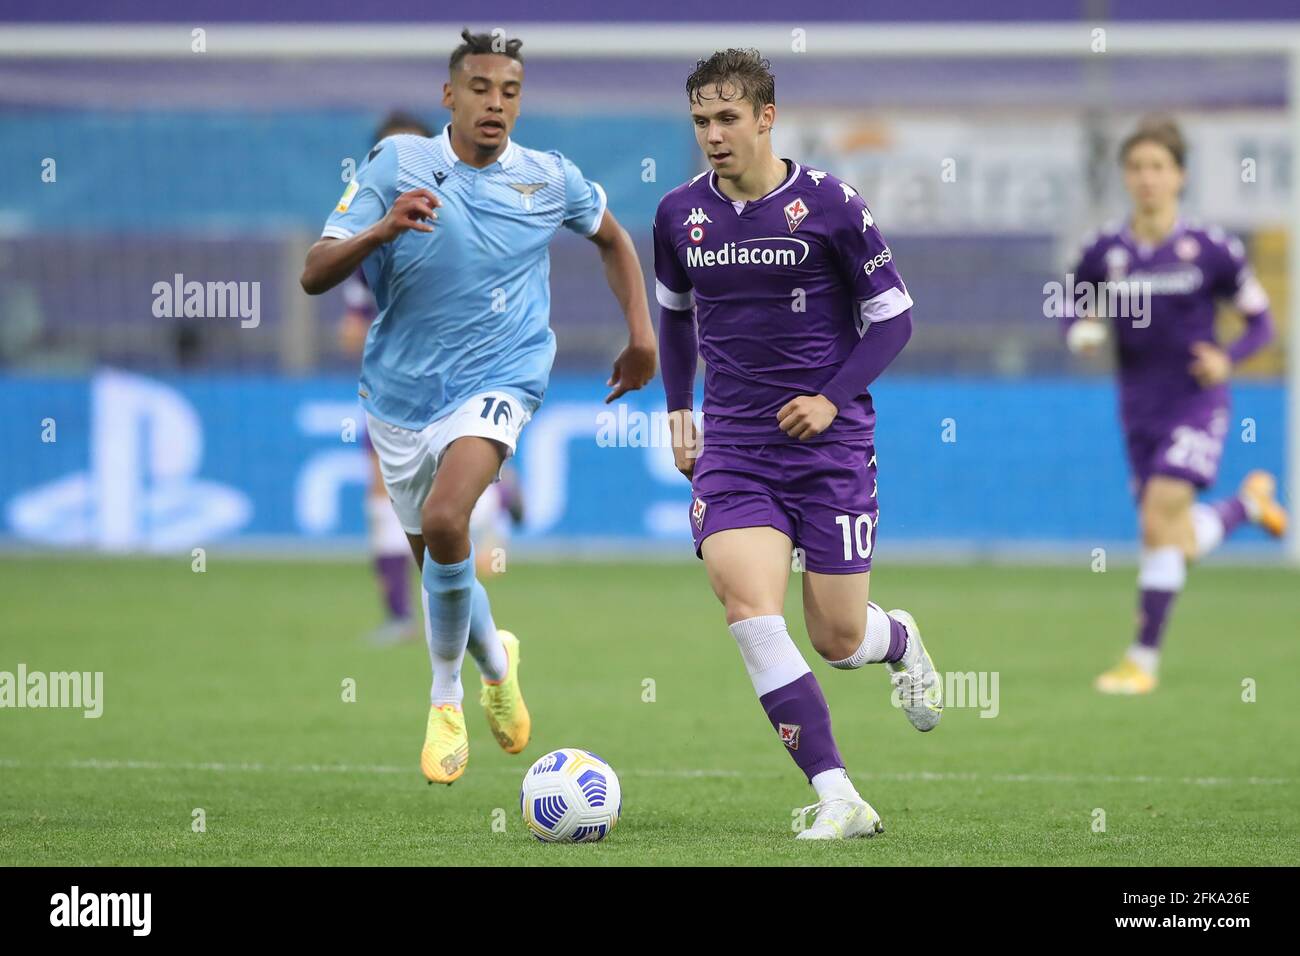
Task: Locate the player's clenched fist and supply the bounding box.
[376,189,440,242]
[777,394,838,441]
[667,408,701,480]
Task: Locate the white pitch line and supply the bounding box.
[0,757,1291,787]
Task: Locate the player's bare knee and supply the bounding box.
[1139,508,1165,547]
[722,596,779,626]
[807,620,861,662]
[420,498,470,557]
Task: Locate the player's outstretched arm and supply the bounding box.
[587,209,656,403]
[300,190,440,295]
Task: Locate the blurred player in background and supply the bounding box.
[302,30,655,783]
[1065,116,1288,695]
[339,111,430,647]
[656,50,941,841]
[340,112,527,647]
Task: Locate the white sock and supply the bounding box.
[828,602,892,669]
[1138,545,1186,591]
[1190,503,1225,557]
[811,767,860,801]
[422,570,473,707]
[727,615,811,697]
[367,495,409,556]
[1126,645,1160,675]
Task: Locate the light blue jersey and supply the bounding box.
[322,125,607,429]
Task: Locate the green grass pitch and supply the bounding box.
[1,555,1296,866]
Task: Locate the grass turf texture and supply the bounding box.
[1,556,1296,866]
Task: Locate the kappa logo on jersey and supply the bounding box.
[335,179,360,213]
[509,182,546,211]
[784,197,810,233]
[692,497,707,530]
[861,207,874,232]
[778,722,801,751]
[806,170,827,186]
[683,208,713,226]
[840,182,858,203]
[1175,235,1200,261]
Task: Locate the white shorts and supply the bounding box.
[365,390,531,536]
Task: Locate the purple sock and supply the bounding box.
[882,614,909,663]
[1137,589,1178,650]
[374,554,410,621]
[757,672,844,782]
[1211,496,1249,538]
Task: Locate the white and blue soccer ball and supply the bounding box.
[520,748,621,843]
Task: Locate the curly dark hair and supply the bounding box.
[449,27,524,74]
[685,48,774,116]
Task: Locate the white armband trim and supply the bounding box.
[322,225,354,240]
[1234,275,1270,316]
[857,286,913,327]
[581,181,608,237]
[656,278,693,311]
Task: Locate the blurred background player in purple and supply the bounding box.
[1065,116,1289,695]
[338,111,431,645]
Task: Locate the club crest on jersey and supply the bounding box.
[1175,235,1200,261]
[784,197,809,233]
[509,182,546,211]
[692,497,707,530]
[778,722,801,751]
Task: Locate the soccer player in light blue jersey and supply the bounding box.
[301,30,656,784]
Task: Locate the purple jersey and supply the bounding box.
[1072,221,1269,427]
[653,161,913,445]
[343,269,379,322]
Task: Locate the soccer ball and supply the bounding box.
[520,748,621,843]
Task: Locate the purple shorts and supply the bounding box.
[1125,401,1228,498]
[689,440,879,574]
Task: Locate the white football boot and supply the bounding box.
[796,797,885,841]
[886,608,943,732]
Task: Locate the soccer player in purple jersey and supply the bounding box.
[1065,117,1288,695]
[654,50,942,841]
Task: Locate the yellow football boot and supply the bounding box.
[1239,470,1288,538]
[1094,658,1158,695]
[421,703,468,784]
[480,630,531,754]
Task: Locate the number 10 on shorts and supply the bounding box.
[835,513,875,562]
